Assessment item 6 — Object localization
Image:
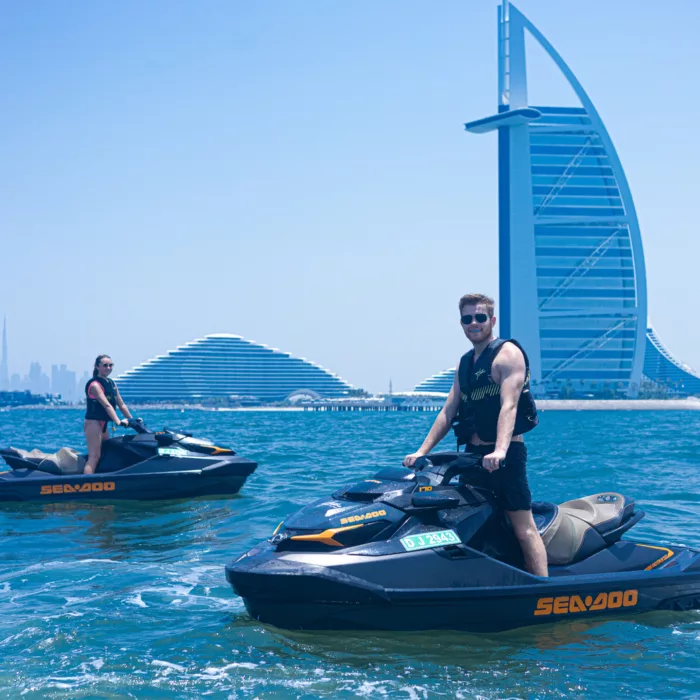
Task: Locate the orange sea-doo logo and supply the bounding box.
[535,589,638,616]
[340,509,386,525]
[40,482,116,495]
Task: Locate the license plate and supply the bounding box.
[158,447,188,457]
[400,530,461,551]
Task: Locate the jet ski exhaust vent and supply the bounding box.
[440,545,471,560]
[661,595,700,612]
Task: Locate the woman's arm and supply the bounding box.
[89,382,125,425]
[115,386,133,420]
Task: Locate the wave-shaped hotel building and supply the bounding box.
[417,1,700,398]
[116,334,352,404]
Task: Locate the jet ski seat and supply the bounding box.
[55,448,86,474]
[540,493,636,566]
[8,447,86,475]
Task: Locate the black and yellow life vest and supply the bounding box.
[84,376,118,422]
[453,338,538,445]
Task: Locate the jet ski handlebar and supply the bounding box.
[414,452,505,485]
[123,419,184,443]
[126,418,150,434]
[413,452,466,469]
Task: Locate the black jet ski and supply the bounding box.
[226,452,700,632]
[0,419,256,502]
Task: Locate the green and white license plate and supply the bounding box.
[158,447,189,457]
[400,530,461,552]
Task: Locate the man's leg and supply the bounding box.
[506,510,549,577]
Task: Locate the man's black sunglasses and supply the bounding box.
[461,313,489,325]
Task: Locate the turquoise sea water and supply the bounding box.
[0,408,698,698]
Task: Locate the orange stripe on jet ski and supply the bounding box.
[290,524,364,547]
[637,544,675,570]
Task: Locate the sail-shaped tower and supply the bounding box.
[415,1,700,397]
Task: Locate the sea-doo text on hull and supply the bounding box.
[226,453,700,632]
[0,419,256,501]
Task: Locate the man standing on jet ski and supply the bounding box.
[404,293,548,577]
[84,354,133,475]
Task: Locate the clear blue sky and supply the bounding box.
[2,0,699,393]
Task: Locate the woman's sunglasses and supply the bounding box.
[461,313,489,325]
[101,363,114,368]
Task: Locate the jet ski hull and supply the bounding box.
[0,457,257,502]
[227,546,700,632]
[0,421,257,502]
[0,464,255,502]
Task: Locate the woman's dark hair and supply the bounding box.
[93,355,112,378]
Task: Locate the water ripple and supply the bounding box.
[0,408,698,697]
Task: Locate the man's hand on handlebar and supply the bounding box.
[403,452,427,468]
[482,448,506,472]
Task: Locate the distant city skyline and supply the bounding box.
[5,362,89,402]
[0,317,88,401]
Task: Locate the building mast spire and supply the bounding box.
[499,0,511,106]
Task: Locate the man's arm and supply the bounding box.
[482,343,526,472]
[403,369,461,467]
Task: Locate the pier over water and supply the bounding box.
[300,394,445,412]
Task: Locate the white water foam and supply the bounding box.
[124,593,147,608]
[152,659,187,673]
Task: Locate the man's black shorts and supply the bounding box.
[466,442,532,512]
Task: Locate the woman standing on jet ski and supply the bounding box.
[84,355,133,474]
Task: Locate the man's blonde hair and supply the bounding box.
[458,293,495,316]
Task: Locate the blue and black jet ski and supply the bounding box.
[226,452,700,631]
[0,419,256,502]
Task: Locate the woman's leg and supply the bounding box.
[84,420,103,474]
